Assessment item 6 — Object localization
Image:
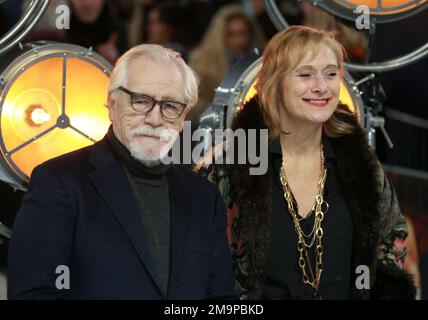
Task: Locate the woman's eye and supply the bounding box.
[299,73,312,78]
[326,72,337,78]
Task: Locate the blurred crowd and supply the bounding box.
[0,0,370,123]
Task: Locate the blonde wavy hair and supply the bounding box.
[190,5,265,83]
[188,4,265,121]
[256,25,355,139]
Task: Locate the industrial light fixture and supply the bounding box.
[320,0,428,23]
[0,42,112,191]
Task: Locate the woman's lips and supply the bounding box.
[302,98,331,107]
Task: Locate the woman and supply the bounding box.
[196,25,415,300]
[145,4,197,61]
[188,4,265,127]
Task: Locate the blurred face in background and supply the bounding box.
[147,7,172,45]
[71,0,105,24]
[225,16,253,56]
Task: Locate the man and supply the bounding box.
[8,44,236,299]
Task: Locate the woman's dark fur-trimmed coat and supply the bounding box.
[197,97,416,300]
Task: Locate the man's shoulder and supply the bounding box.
[32,142,99,178]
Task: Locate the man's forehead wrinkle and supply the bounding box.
[129,82,185,100]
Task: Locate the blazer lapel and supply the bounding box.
[89,138,164,297]
[167,166,192,298]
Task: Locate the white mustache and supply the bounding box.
[131,127,163,137]
[131,127,177,142]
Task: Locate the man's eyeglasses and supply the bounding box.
[118,86,187,120]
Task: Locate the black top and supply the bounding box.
[262,137,353,300]
[107,127,171,296]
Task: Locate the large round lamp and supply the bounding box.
[0,42,112,191]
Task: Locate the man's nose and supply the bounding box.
[143,104,165,127]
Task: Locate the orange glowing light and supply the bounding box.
[333,0,427,15]
[0,45,112,186]
[29,106,51,125]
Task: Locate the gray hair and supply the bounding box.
[108,44,199,106]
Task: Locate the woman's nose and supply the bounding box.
[312,76,328,94]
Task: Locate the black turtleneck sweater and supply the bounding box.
[107,127,171,296]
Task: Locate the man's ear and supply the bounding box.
[107,92,116,122]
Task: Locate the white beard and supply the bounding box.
[129,126,178,167]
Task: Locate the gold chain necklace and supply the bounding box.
[279,144,327,299]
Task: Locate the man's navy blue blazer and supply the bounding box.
[7,135,236,299]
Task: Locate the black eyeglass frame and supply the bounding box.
[118,86,187,119]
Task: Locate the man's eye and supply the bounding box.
[134,98,152,105]
[163,102,180,110]
[326,72,337,78]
